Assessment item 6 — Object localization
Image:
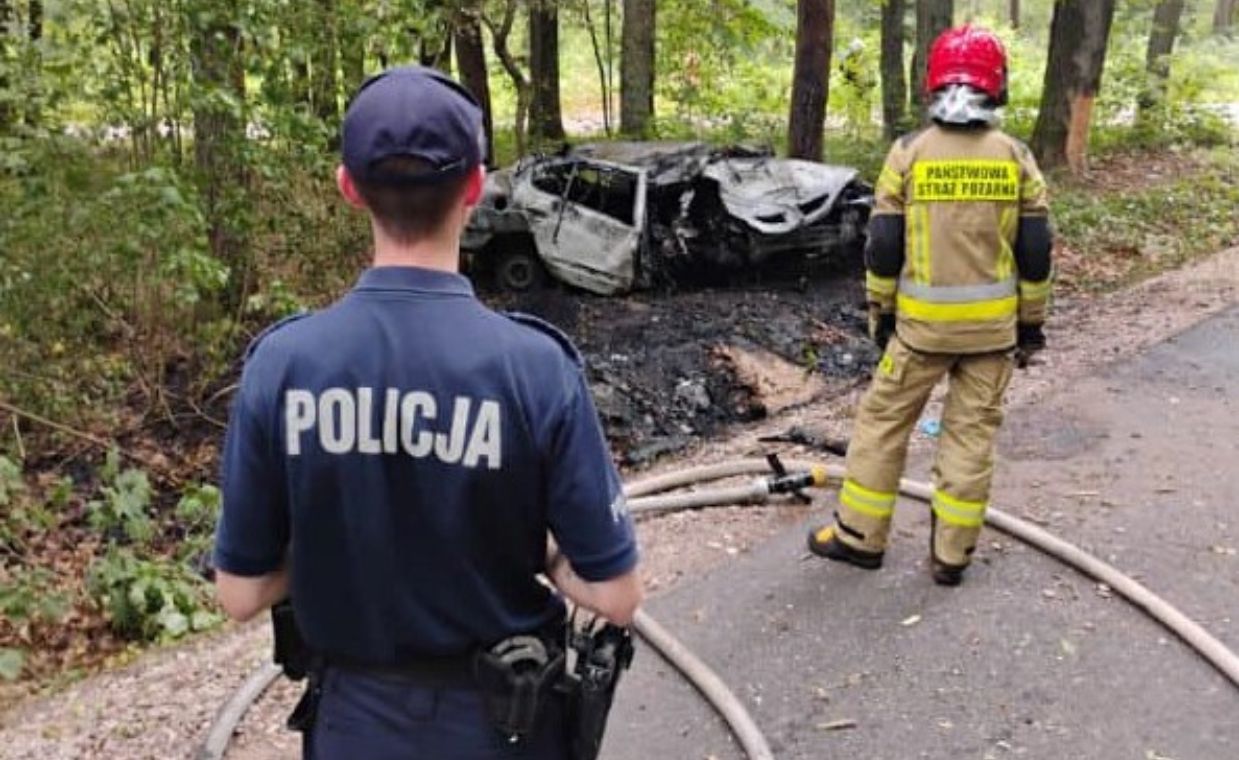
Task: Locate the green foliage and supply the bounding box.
[832,37,881,137]
[655,0,790,139]
[0,140,230,420]
[86,547,221,642]
[1053,148,1239,289]
[0,566,74,626]
[87,451,154,544]
[0,648,25,681]
[0,458,63,552]
[175,483,221,532]
[0,456,24,507]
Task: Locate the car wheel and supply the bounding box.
[496,250,546,293]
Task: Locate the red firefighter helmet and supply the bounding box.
[926,25,1008,104]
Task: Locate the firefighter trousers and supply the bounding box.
[833,335,1015,567]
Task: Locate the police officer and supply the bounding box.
[808,26,1052,586]
[211,66,643,758]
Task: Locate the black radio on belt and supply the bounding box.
[564,621,635,760]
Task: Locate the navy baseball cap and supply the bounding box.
[342,66,485,185]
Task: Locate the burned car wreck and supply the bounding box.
[461,142,874,295]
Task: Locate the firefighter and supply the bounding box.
[808,26,1053,585]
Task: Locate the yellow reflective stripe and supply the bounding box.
[932,491,987,528]
[907,205,931,285]
[843,479,897,505]
[897,293,1018,322]
[898,278,1016,302]
[997,207,1017,282]
[904,206,919,283]
[841,490,895,519]
[840,479,897,519]
[866,272,898,296]
[912,160,1020,202]
[1021,177,1046,199]
[1019,278,1053,300]
[877,165,903,197]
[878,353,895,376]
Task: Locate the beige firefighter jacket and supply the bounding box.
[867,125,1052,354]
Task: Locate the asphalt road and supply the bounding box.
[603,306,1239,760]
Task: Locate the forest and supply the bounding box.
[1,0,1238,696]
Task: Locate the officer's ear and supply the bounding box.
[337,165,368,211]
[462,164,486,208]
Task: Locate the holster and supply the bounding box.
[564,623,635,760]
[473,634,567,743]
[272,599,313,682]
[286,671,323,734]
[271,600,322,736]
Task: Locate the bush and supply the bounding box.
[0,457,63,552]
[0,566,73,626]
[86,548,221,642]
[0,142,231,423]
[173,483,222,564]
[86,450,154,544]
[175,483,221,532]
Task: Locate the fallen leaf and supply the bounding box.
[900,614,922,627]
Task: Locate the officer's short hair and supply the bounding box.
[352,156,470,243]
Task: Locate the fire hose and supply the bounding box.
[200,457,1239,760]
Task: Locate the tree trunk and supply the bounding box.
[787,0,834,161]
[454,1,494,164]
[1009,0,1019,29]
[582,0,612,134]
[1139,0,1186,118]
[880,0,908,140]
[620,0,654,136]
[1215,0,1237,35]
[911,0,953,114]
[528,0,564,142]
[0,0,11,132]
[485,0,530,154]
[1030,0,1117,173]
[27,0,40,42]
[191,0,250,309]
[25,0,42,126]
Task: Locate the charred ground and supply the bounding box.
[489,258,877,465]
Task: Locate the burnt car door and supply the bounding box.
[512,158,647,295]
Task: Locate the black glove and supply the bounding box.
[869,310,896,350]
[1016,323,1046,367]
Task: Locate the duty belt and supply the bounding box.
[323,651,477,689]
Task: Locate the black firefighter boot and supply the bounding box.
[929,512,969,586]
[807,520,884,570]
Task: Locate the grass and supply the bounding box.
[1051,145,1239,292]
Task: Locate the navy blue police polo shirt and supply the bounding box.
[213,266,638,662]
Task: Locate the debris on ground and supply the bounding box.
[493,272,877,464]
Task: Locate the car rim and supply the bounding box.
[503,257,535,290]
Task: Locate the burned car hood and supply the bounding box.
[701,158,860,236]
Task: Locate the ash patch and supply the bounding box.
[487,271,879,464]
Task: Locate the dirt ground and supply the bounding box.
[1,245,1236,759]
